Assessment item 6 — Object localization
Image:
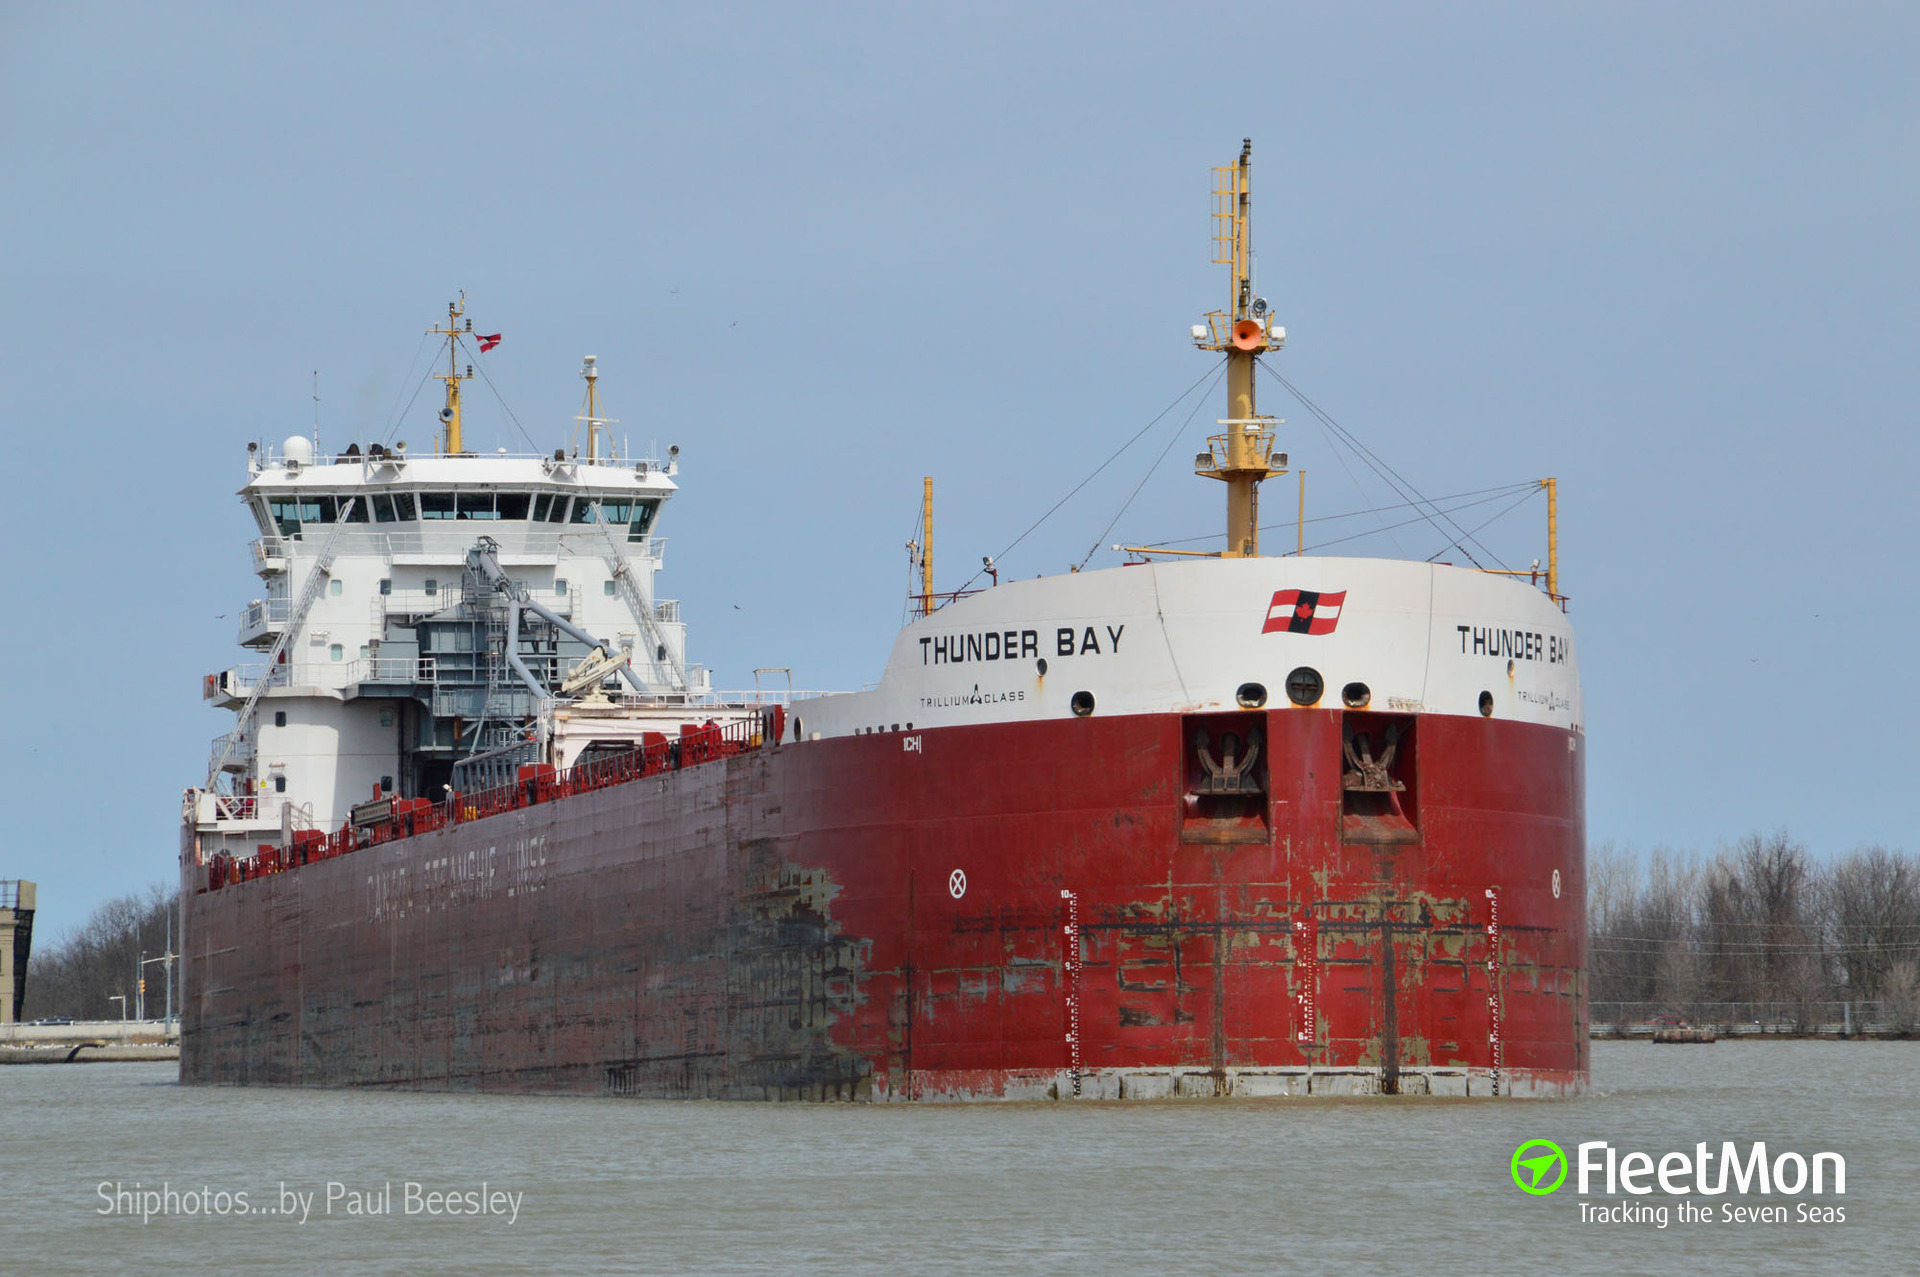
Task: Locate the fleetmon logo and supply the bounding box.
[1511,1139,1569,1195]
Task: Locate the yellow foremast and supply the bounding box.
[430,296,476,455]
[1193,139,1288,558]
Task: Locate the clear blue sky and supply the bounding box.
[3,3,1915,937]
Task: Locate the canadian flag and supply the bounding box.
[1262,588,1346,635]
[477,333,503,352]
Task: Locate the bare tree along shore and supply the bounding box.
[1590,835,1920,1035]
[17,885,175,1023]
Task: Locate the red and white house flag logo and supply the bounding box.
[1262,588,1346,635]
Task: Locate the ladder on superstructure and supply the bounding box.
[206,498,361,787]
[591,510,689,693]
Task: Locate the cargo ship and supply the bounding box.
[180,143,1586,1099]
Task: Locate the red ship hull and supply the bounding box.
[180,707,1586,1098]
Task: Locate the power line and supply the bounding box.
[377,330,437,446]
[1261,360,1514,570]
[950,360,1225,592]
[462,336,541,453]
[1136,480,1539,551]
[1421,485,1540,564]
[1077,367,1225,569]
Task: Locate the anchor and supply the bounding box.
[1193,727,1264,795]
[1342,723,1406,794]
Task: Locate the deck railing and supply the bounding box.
[200,707,785,893]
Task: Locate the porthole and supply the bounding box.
[1036,658,1048,676]
[1478,690,1494,717]
[1342,681,1371,709]
[1284,667,1324,707]
[793,717,802,741]
[1070,690,1096,717]
[1236,682,1268,709]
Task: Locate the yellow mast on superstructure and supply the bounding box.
[919,477,935,617]
[1192,139,1288,558]
[430,296,475,455]
[576,355,618,461]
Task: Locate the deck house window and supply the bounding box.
[267,499,302,537]
[629,499,659,542]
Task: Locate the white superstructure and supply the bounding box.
[189,309,741,861]
[195,444,702,840]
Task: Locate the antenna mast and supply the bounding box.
[430,295,474,454]
[575,356,618,461]
[920,477,935,617]
[1191,139,1288,557]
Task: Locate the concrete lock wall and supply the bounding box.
[0,881,35,1025]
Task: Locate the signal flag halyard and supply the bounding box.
[477,333,503,352]
[1262,588,1345,635]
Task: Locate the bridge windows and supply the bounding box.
[267,498,301,537]
[564,496,659,541]
[264,487,640,530]
[629,499,659,542]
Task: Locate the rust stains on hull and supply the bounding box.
[181,709,1587,1099]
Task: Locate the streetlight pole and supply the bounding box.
[108,994,127,1021]
[141,951,176,1025]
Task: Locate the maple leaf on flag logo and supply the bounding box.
[1261,588,1346,635]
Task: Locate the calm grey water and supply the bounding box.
[1,1043,1913,1275]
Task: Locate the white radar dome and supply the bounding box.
[283,435,315,465]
